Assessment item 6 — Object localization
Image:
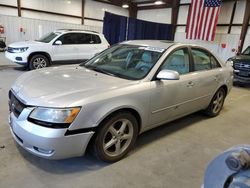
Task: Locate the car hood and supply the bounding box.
[9,40,45,48]
[230,55,250,62]
[12,65,138,107]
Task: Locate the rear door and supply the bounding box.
[77,33,103,60]
[189,47,223,107]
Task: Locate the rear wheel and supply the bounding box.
[205,88,226,117]
[29,54,49,70]
[94,111,138,162]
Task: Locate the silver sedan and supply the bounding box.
[8,40,233,162]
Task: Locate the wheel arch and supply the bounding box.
[28,51,52,64]
[96,107,142,134]
[219,85,228,96]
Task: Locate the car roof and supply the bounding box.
[121,40,205,50]
[55,29,100,35]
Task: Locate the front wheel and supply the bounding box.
[94,111,138,163]
[29,54,49,70]
[205,88,226,117]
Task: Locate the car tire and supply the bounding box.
[29,54,49,70]
[205,88,226,117]
[93,111,138,163]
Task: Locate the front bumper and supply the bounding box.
[5,51,28,65]
[9,108,94,160]
[234,73,250,84]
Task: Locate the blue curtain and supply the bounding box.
[103,12,174,45]
[127,18,173,41]
[103,12,127,45]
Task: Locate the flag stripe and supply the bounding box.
[211,7,220,41]
[190,0,198,39]
[206,8,215,41]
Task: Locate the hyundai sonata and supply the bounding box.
[9,40,233,162]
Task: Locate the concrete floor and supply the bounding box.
[0,52,250,188]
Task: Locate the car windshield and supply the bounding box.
[81,44,165,80]
[242,46,250,55]
[36,32,60,43]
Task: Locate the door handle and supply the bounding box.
[187,81,195,87]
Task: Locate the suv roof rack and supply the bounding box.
[57,29,99,34]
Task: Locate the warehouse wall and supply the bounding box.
[0,0,129,26]
[0,15,102,45]
[137,8,172,24]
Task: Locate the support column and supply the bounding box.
[81,0,85,25]
[238,0,250,52]
[17,0,21,17]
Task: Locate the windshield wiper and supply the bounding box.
[88,66,117,77]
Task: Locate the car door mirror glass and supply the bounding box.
[54,40,62,45]
[156,70,180,80]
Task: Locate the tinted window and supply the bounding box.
[191,49,211,71]
[92,34,101,44]
[160,48,190,75]
[57,33,79,45]
[78,33,92,44]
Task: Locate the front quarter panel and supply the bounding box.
[69,82,152,134]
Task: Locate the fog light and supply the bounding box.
[33,146,54,154]
[15,57,22,61]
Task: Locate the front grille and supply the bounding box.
[9,91,26,118]
[234,62,250,71]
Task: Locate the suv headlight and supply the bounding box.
[12,47,29,53]
[226,59,234,66]
[28,107,81,128]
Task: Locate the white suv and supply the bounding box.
[5,29,109,70]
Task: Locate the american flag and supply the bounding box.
[186,0,222,41]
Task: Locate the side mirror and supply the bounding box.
[156,70,180,80]
[54,40,62,45]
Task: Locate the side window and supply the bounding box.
[211,56,221,69]
[191,49,211,71]
[77,33,92,44]
[160,48,190,75]
[57,33,78,45]
[92,34,101,44]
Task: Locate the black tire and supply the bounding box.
[205,88,226,117]
[29,54,49,70]
[94,111,138,163]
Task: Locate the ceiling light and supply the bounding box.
[67,0,71,4]
[154,1,163,5]
[122,4,129,8]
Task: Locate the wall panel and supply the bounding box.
[84,1,128,21]
[21,0,81,16]
[137,8,171,24]
[0,15,102,45]
[0,7,18,16]
[233,0,246,24]
[0,0,17,6]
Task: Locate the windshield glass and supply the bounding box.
[82,44,165,80]
[36,32,60,43]
[242,46,250,55]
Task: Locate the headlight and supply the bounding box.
[226,59,234,66]
[12,47,29,53]
[28,107,81,128]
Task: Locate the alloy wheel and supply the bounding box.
[102,119,134,157]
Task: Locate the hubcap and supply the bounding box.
[33,57,47,69]
[103,119,133,157]
[212,90,224,114]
